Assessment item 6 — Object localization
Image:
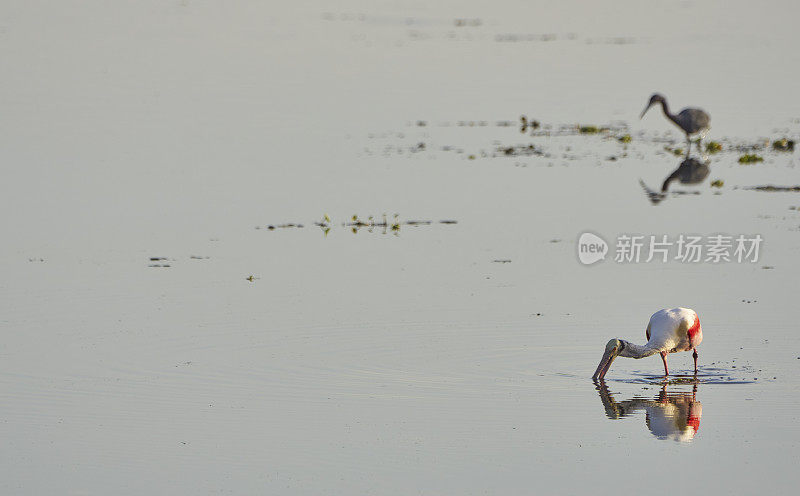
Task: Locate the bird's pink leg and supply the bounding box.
[692,348,698,375]
[660,351,669,377]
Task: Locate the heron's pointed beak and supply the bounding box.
[592,347,618,381]
[640,103,653,119]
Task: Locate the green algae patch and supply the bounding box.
[772,138,795,152]
[738,154,764,164]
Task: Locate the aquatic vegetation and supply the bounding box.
[746,185,800,192]
[618,134,632,143]
[705,141,723,153]
[262,223,303,230]
[710,179,724,188]
[579,125,599,134]
[148,256,171,268]
[520,115,540,132]
[664,146,684,156]
[498,144,543,157]
[772,138,795,151]
[261,213,459,235]
[738,154,764,164]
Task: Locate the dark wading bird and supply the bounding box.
[640,94,710,155]
[592,308,703,380]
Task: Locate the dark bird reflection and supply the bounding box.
[640,157,710,204]
[661,157,709,191]
[594,379,702,442]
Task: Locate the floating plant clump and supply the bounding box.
[258,214,458,236]
[520,115,541,133]
[746,185,800,192]
[498,144,544,157]
[738,154,764,164]
[664,146,684,156]
[772,138,795,152]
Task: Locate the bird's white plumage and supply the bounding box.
[645,307,701,353]
[646,400,703,442]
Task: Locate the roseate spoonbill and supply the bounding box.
[592,307,702,380]
[640,94,710,154]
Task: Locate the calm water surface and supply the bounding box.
[1,1,799,494]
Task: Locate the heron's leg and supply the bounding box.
[692,348,698,374]
[660,351,669,376]
[698,129,709,156]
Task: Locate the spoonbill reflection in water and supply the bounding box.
[594,380,702,442]
[592,308,702,380]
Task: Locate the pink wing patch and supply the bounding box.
[687,414,701,434]
[687,314,701,348]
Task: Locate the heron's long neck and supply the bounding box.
[619,340,659,359]
[658,100,680,126]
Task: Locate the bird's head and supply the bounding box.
[592,338,625,381]
[640,93,666,119]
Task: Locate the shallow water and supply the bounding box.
[2,0,800,494]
